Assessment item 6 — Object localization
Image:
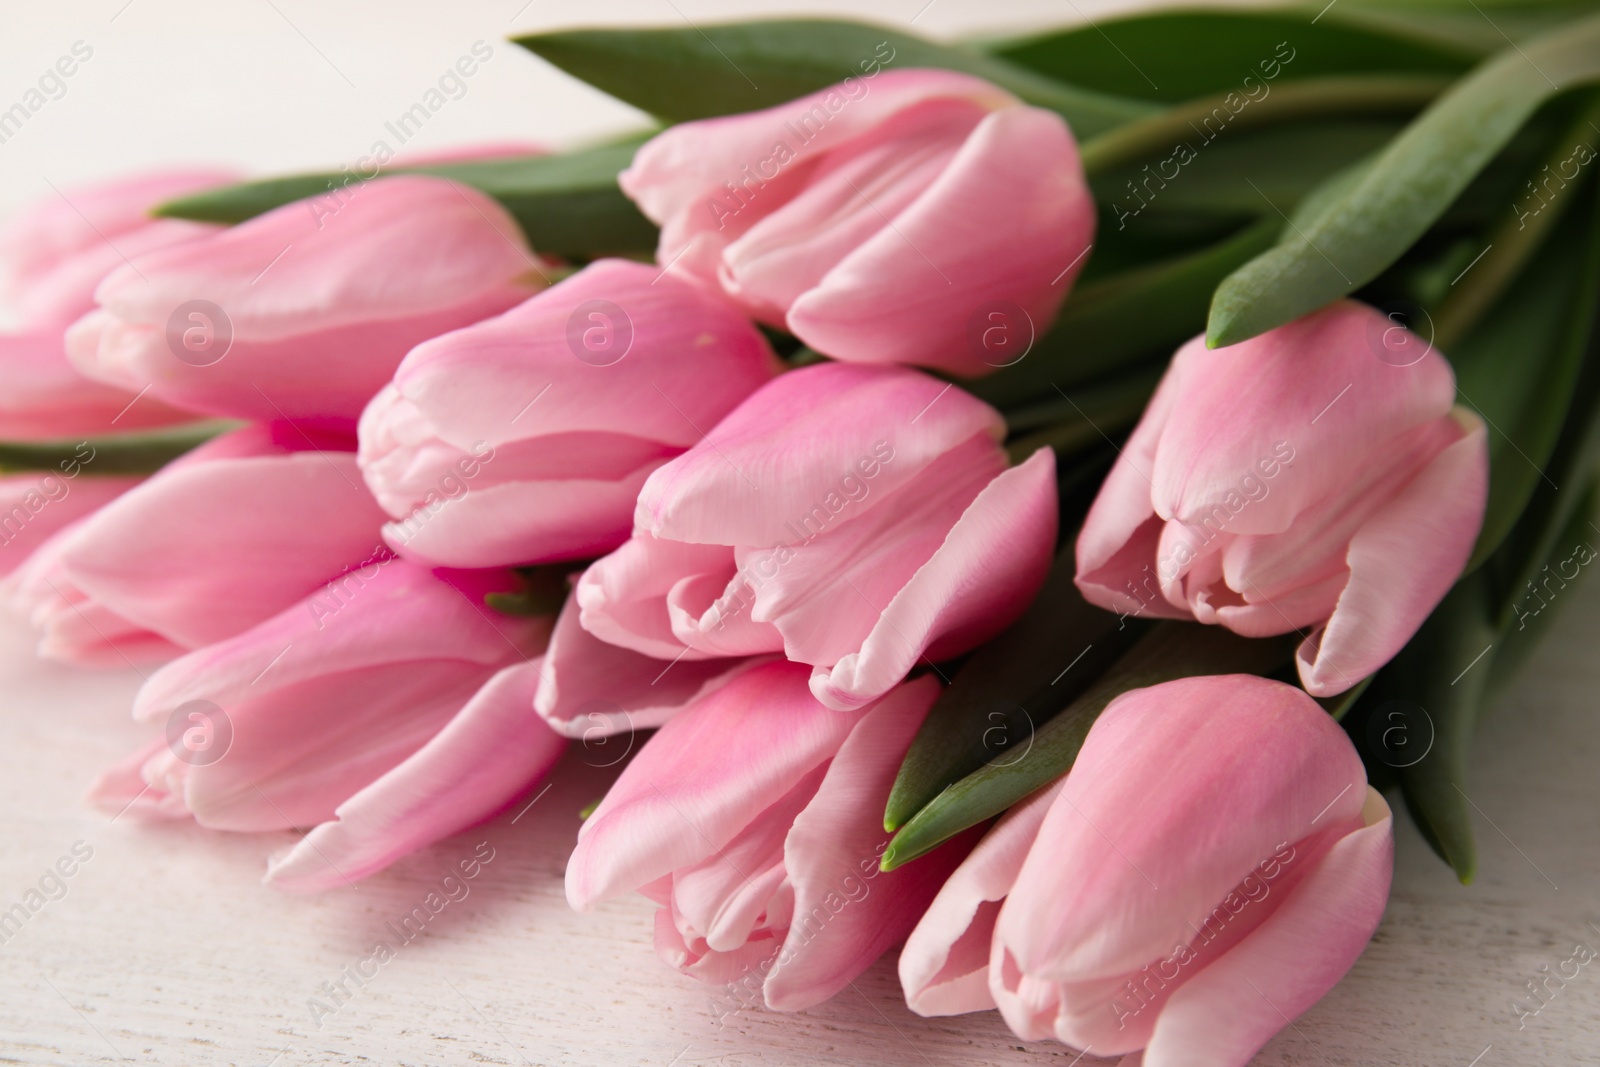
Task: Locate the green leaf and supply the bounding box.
[1356,571,1499,883]
[1089,119,1406,221]
[882,625,1293,870]
[990,8,1479,103]
[1206,10,1600,348]
[1002,364,1163,463]
[514,20,1156,138]
[1452,171,1600,572]
[155,139,659,260]
[884,549,1143,832]
[0,421,240,477]
[1079,75,1446,177]
[968,217,1281,411]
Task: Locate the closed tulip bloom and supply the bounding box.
[576,362,1058,712]
[0,471,141,577]
[358,259,782,568]
[567,661,974,1011]
[975,675,1393,1065]
[7,422,389,666]
[621,69,1094,377]
[67,176,549,426]
[0,168,231,437]
[1075,301,1488,696]
[92,561,560,890]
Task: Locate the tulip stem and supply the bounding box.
[1078,74,1451,178]
[0,420,240,477]
[880,624,1296,870]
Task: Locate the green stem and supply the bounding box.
[1433,92,1600,352]
[0,421,239,477]
[1080,74,1452,177]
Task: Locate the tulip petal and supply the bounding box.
[901,779,1063,1017]
[788,106,1092,377]
[1298,412,1488,696]
[535,588,759,738]
[1151,301,1457,536]
[566,661,862,910]
[634,362,1003,547]
[765,676,973,1010]
[575,536,747,660]
[1136,790,1393,1067]
[265,661,567,892]
[131,561,544,723]
[810,447,1057,710]
[998,675,1368,985]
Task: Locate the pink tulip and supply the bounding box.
[91,560,560,891]
[620,69,1094,377]
[0,471,141,577]
[7,422,389,666]
[567,661,975,1011]
[1075,300,1488,696]
[0,168,232,437]
[358,258,781,568]
[576,361,1058,711]
[903,675,1393,1067]
[66,176,549,426]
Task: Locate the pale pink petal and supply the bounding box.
[265,661,567,892]
[131,561,543,723]
[535,588,759,738]
[575,536,746,660]
[810,448,1057,711]
[765,676,977,1010]
[565,661,863,910]
[1298,411,1488,696]
[997,675,1367,985]
[1151,301,1457,536]
[634,362,1002,547]
[1136,790,1393,1067]
[901,779,1064,1017]
[788,106,1093,377]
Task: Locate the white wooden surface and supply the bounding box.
[3,1,1599,1063]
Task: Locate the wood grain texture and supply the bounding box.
[2,573,1598,1067]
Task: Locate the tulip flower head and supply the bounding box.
[575,361,1058,711]
[902,674,1394,1067]
[358,258,782,569]
[1075,301,1489,696]
[621,69,1095,377]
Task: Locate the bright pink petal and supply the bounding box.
[1298,411,1488,696]
[810,447,1057,710]
[0,473,140,577]
[565,661,863,910]
[265,660,567,892]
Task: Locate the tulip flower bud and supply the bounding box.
[621,69,1094,377]
[66,175,550,426]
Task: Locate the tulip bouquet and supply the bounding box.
[4,2,1600,1063]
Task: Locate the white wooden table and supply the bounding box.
[3,1,1598,1062]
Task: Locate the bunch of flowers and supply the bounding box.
[5,4,1600,1063]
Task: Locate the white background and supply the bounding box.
[2,1,1598,1064]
